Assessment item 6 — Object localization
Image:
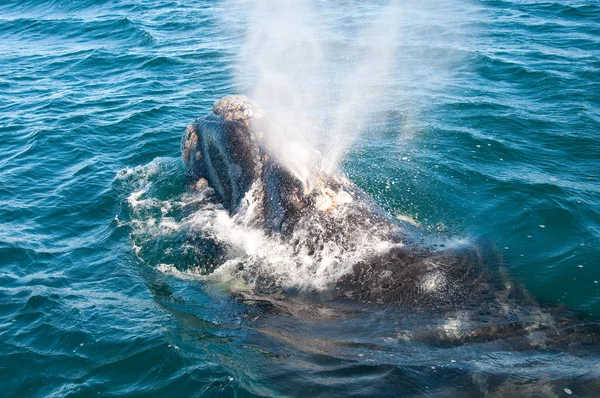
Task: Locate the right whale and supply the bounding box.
[180,95,600,348]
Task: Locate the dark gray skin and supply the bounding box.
[182,95,600,349]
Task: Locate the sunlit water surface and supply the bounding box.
[1,0,599,396]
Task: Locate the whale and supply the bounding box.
[181,95,600,349]
[181,96,505,307]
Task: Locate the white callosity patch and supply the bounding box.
[213,95,263,124]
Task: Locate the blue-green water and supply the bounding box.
[1,0,599,396]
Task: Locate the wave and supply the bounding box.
[0,16,154,53]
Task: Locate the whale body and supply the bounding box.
[180,95,600,348]
[181,96,500,306]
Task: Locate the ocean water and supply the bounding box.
[1,0,600,396]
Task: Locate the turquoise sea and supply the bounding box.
[1,0,599,396]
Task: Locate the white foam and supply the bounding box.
[118,159,458,295]
[127,189,148,208]
[156,263,205,280]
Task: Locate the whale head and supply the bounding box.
[181,95,265,213]
[181,95,360,233]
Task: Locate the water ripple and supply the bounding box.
[1,0,600,396]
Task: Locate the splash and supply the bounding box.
[230,0,467,177]
[116,158,399,291]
